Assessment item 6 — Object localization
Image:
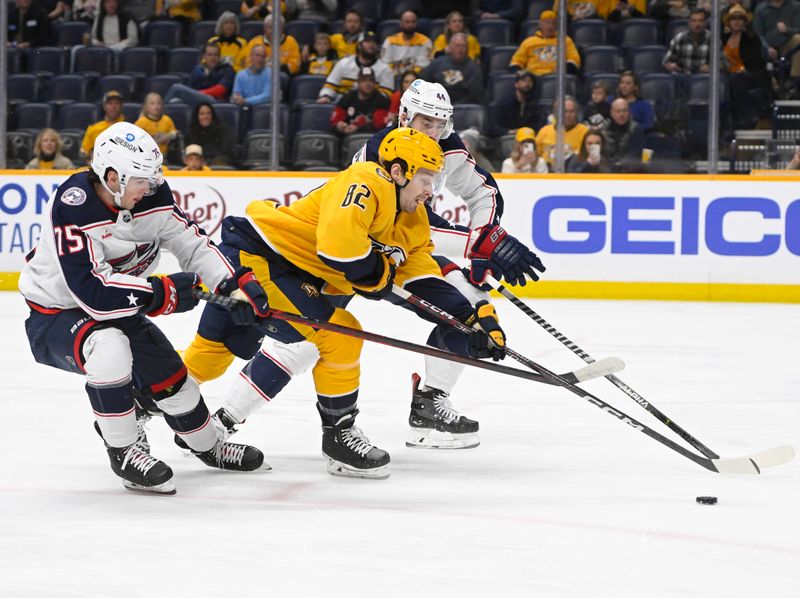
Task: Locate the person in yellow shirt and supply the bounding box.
[25,128,75,170]
[181,144,212,171]
[381,10,433,74]
[555,0,613,20]
[432,11,481,62]
[182,128,507,479]
[535,96,590,166]
[208,11,248,70]
[329,8,365,58]
[510,10,581,76]
[80,90,125,162]
[134,92,178,156]
[235,13,301,74]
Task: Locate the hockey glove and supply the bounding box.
[352,252,397,301]
[145,272,202,316]
[465,300,506,361]
[468,225,546,287]
[216,266,271,326]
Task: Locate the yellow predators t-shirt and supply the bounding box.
[245,161,438,294]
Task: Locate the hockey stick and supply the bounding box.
[486,275,720,460]
[191,289,623,387]
[390,285,795,475]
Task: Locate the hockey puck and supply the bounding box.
[696,496,718,505]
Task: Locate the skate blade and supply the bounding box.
[325,458,390,480]
[406,429,480,450]
[122,479,176,495]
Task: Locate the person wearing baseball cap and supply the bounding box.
[182,144,211,171]
[502,126,549,173]
[317,29,395,103]
[489,69,537,136]
[510,9,581,76]
[80,90,125,162]
[330,66,390,135]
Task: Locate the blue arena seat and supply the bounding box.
[57,102,99,130]
[8,74,39,104]
[618,19,660,49]
[54,21,89,46]
[162,103,193,134]
[285,20,321,48]
[212,103,242,138]
[292,132,340,169]
[167,47,202,74]
[296,103,336,132]
[120,47,159,78]
[289,74,327,104]
[484,45,517,74]
[582,46,622,73]
[570,19,608,48]
[97,75,136,101]
[46,74,89,104]
[28,47,67,76]
[189,21,217,48]
[144,20,182,49]
[14,103,54,130]
[452,104,487,133]
[628,46,668,74]
[473,19,514,48]
[73,47,115,77]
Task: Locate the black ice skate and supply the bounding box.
[174,414,266,471]
[407,373,480,449]
[322,410,390,479]
[106,443,175,495]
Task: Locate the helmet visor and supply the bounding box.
[128,173,164,196]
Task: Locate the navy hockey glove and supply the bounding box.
[465,300,506,361]
[216,266,271,326]
[468,225,546,287]
[145,272,202,316]
[352,252,397,301]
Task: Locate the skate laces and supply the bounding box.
[432,393,460,424]
[135,411,151,452]
[341,425,374,457]
[121,444,159,475]
[213,440,247,466]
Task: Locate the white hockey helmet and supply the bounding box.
[91,122,164,207]
[400,79,454,140]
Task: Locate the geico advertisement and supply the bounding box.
[1,173,799,285]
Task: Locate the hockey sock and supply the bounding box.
[423,326,467,394]
[86,381,138,448]
[222,347,294,423]
[316,391,358,427]
[157,376,217,452]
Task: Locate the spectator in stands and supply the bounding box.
[387,70,418,124]
[318,32,394,103]
[241,0,268,20]
[608,0,645,22]
[303,32,338,76]
[475,0,523,21]
[420,33,485,105]
[330,67,391,136]
[601,98,646,163]
[26,129,74,170]
[490,69,538,137]
[502,127,549,173]
[165,0,201,42]
[164,42,236,106]
[567,130,612,172]
[583,80,611,128]
[558,0,612,20]
[536,96,589,166]
[754,0,800,91]
[40,0,69,21]
[182,144,211,171]
[80,90,125,161]
[433,11,481,62]
[614,71,655,131]
[330,9,365,59]
[135,92,178,155]
[8,0,52,48]
[73,0,100,24]
[663,8,712,74]
[381,10,433,75]
[460,128,496,171]
[210,11,248,70]
[785,145,800,169]
[186,103,235,165]
[231,44,273,106]
[724,4,770,128]
[510,10,581,76]
[237,14,301,75]
[295,0,336,22]
[91,0,138,52]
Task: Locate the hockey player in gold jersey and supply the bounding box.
[183,128,507,479]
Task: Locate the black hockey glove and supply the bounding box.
[215,266,271,326]
[352,252,397,301]
[145,272,202,316]
[465,300,506,361]
[468,225,546,287]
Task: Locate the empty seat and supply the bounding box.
[343,0,382,22]
[296,103,336,132]
[167,47,202,74]
[28,47,67,76]
[242,131,284,166]
[58,129,85,162]
[8,74,39,104]
[7,130,35,166]
[46,74,89,104]
[162,103,192,134]
[339,133,372,165]
[428,19,446,43]
[212,0,241,19]
[628,45,668,74]
[73,47,115,77]
[119,47,158,78]
[570,19,608,48]
[145,21,182,49]
[54,21,89,46]
[386,0,423,18]
[452,104,487,133]
[528,0,551,19]
[144,74,184,98]
[535,74,578,102]
[189,21,217,48]
[473,19,513,48]
[240,21,264,41]
[639,73,677,121]
[122,102,143,123]
[248,103,290,133]
[687,73,729,102]
[666,18,689,43]
[292,132,339,169]
[7,46,21,74]
[212,103,241,138]
[377,20,400,42]
[518,20,539,42]
[57,103,99,130]
[289,74,326,104]
[487,72,516,103]
[582,46,621,73]
[14,103,54,131]
[97,75,136,101]
[484,45,517,74]
[618,19,660,49]
[285,20,321,48]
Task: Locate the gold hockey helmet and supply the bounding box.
[378,127,444,181]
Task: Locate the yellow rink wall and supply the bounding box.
[2,170,800,303]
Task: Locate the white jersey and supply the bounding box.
[19,171,233,321]
[319,55,395,102]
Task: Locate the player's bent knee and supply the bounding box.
[83,327,133,386]
[156,375,201,416]
[316,308,363,360]
[267,339,319,376]
[183,334,236,383]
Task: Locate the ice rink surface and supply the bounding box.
[1,292,798,598]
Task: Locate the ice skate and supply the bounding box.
[407,373,480,449]
[174,414,266,471]
[106,443,175,495]
[322,410,390,479]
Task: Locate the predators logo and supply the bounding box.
[301,282,320,298]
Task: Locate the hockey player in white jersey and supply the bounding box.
[19,122,271,495]
[187,81,544,451]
